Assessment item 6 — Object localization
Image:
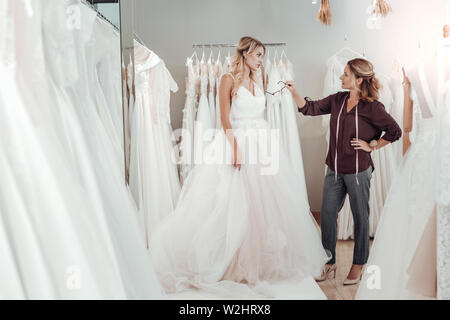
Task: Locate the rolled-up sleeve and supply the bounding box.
[371,101,402,142]
[298,94,335,116]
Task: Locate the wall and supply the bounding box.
[133,0,448,210]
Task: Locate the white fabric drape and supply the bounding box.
[0,0,164,299]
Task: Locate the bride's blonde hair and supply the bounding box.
[230,36,266,98]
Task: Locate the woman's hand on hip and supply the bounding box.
[351,138,373,152]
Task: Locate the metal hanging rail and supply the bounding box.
[80,0,120,32]
[80,0,147,47]
[192,42,286,48]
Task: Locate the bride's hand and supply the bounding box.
[233,146,242,170]
[284,81,298,95]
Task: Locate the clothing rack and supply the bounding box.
[80,0,146,47]
[192,42,286,48]
[80,0,119,32]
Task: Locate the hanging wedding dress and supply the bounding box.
[85,16,124,168]
[0,6,110,295]
[149,77,330,299]
[193,58,214,165]
[180,54,199,182]
[278,55,308,191]
[437,80,450,300]
[388,68,407,163]
[406,41,450,300]
[356,59,443,300]
[0,0,164,299]
[208,54,217,127]
[129,43,180,242]
[265,55,283,136]
[214,54,233,131]
[215,53,223,129]
[96,25,124,146]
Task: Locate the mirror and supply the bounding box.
[82,0,133,184]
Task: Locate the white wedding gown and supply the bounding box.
[356,59,445,300]
[180,55,199,182]
[0,0,164,299]
[149,79,330,299]
[129,43,180,243]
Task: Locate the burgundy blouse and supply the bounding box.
[298,91,402,175]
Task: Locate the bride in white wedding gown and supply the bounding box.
[150,37,330,299]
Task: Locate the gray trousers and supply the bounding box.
[321,166,372,265]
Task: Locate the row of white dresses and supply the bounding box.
[322,51,421,240]
[265,53,308,193]
[0,0,163,299]
[129,42,181,245]
[180,53,232,183]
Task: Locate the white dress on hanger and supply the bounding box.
[0,0,164,299]
[278,57,308,194]
[149,77,330,299]
[265,57,283,134]
[214,55,223,130]
[129,44,181,243]
[208,56,216,127]
[214,54,233,132]
[356,60,442,300]
[180,55,199,182]
[85,17,124,171]
[437,81,450,300]
[96,26,123,145]
[193,60,214,165]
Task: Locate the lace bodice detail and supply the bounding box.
[229,84,266,126]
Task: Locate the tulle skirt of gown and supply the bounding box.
[149,118,330,298]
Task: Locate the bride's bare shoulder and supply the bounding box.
[220,73,234,89]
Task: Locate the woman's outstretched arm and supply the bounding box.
[285,81,333,116]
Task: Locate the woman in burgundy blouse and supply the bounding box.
[285,58,401,285]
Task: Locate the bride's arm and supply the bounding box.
[219,74,241,169]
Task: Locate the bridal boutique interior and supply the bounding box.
[1,0,449,301]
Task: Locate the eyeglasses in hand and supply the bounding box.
[265,81,288,96]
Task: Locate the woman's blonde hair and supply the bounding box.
[230,36,266,97]
[347,58,381,102]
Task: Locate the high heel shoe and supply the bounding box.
[315,264,337,282]
[343,273,362,285]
